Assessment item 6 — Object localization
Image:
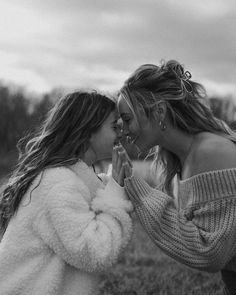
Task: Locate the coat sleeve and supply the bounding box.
[32,176,133,272]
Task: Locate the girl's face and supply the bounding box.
[90,110,119,161]
[118,96,157,153]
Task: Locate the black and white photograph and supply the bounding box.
[0,0,236,294]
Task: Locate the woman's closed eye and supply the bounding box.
[122,118,131,124]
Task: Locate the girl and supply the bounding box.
[114,60,236,294]
[0,91,133,295]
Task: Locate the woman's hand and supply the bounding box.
[112,144,133,186]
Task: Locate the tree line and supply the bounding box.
[0,82,235,175]
[0,85,53,155]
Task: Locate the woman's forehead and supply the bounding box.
[117,96,132,114]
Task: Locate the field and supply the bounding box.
[98,221,222,295]
[0,159,224,294]
[98,161,223,295]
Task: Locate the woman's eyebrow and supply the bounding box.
[120,112,131,117]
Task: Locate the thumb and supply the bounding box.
[124,163,132,179]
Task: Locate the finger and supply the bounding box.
[112,145,128,181]
[112,146,120,182]
[117,145,133,168]
[118,163,126,186]
[124,163,132,179]
[116,151,124,175]
[118,150,129,172]
[120,150,133,170]
[112,146,118,170]
[123,150,133,168]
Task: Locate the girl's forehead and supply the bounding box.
[108,109,118,120]
[113,109,119,119]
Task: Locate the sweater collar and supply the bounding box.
[178,168,236,205]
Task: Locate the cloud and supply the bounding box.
[0,49,51,92]
[0,0,235,98]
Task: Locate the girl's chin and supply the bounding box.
[97,152,113,162]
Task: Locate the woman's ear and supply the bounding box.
[137,105,150,125]
[156,101,167,121]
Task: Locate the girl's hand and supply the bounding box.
[112,144,133,186]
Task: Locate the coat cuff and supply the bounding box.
[92,177,133,213]
[104,176,127,200]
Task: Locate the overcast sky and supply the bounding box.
[0,0,235,99]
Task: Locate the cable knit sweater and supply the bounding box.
[0,160,133,295]
[125,168,236,273]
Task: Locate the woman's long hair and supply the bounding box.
[120,60,236,195]
[0,91,116,234]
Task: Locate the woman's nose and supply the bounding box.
[123,129,129,136]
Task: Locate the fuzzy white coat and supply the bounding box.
[0,161,133,295]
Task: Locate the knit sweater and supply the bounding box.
[0,161,133,295]
[125,168,236,273]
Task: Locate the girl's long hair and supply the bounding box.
[120,60,236,195]
[0,91,115,234]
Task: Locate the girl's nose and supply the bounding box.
[116,119,124,139]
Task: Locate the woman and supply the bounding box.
[0,91,133,295]
[114,60,236,294]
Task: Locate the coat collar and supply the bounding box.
[70,160,103,196]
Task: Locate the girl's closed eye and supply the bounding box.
[112,122,120,131]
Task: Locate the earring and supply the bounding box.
[159,120,166,131]
[126,135,132,143]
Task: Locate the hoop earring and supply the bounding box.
[159,120,166,131]
[126,135,132,143]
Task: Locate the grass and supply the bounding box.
[0,158,224,294]
[98,221,223,295]
[98,161,223,295]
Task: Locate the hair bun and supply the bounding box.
[164,60,193,93]
[166,60,185,78]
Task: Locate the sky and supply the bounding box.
[0,0,235,100]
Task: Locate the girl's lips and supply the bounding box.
[113,139,120,146]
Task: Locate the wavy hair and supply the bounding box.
[120,60,236,195]
[0,91,116,234]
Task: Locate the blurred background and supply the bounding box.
[0,1,235,293]
[0,0,235,178]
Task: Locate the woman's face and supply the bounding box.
[118,96,157,153]
[90,110,119,161]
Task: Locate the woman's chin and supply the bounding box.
[134,141,143,152]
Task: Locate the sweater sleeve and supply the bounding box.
[32,177,133,272]
[125,176,236,272]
